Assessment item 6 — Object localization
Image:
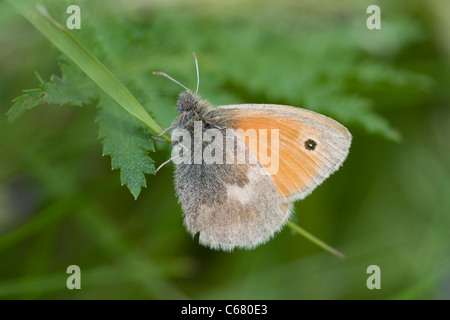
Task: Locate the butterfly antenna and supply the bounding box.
[152,71,193,95]
[193,52,199,96]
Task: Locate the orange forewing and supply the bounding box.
[215,104,351,200]
[233,113,320,198]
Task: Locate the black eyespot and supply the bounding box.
[305,139,317,151]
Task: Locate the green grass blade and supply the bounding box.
[7,0,170,142]
[286,221,346,260]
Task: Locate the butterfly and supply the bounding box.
[153,53,351,251]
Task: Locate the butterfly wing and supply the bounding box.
[172,127,292,251]
[214,104,352,201]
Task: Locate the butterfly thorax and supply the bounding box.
[174,91,235,131]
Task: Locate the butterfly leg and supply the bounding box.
[151,136,168,142]
[154,155,180,174]
[211,123,223,130]
[157,111,187,138]
[154,143,189,174]
[158,123,175,137]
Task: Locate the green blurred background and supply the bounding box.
[0,0,449,299]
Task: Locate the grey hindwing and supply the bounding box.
[172,127,292,251]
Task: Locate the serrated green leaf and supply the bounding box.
[7,56,157,198]
[7,65,94,121]
[8,85,45,121]
[96,97,155,199]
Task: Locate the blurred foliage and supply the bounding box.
[0,0,449,299]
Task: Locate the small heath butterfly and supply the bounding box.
[153,53,351,251]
